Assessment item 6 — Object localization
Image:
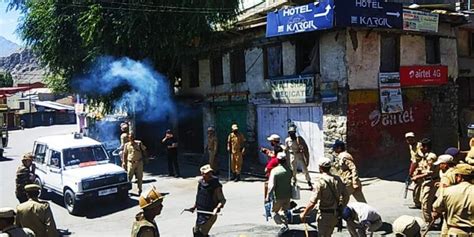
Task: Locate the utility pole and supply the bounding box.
[29,78,32,128]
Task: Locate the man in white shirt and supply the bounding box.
[341,202,382,237]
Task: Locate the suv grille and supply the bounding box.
[83,174,125,190]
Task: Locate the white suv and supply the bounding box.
[32,133,131,214]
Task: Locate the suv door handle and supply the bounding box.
[49,169,60,173]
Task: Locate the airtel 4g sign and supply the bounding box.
[400,65,448,87]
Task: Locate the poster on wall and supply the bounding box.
[379,72,403,114]
[270,76,314,103]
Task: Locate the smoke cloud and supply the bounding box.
[73,56,175,122]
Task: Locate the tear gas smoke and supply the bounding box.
[73,56,175,122]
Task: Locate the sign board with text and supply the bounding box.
[400,65,448,87]
[266,1,334,37]
[270,76,314,103]
[335,0,403,29]
[403,9,439,32]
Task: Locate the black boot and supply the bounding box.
[307,181,313,190]
[231,172,236,180]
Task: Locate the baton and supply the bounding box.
[421,219,435,237]
[180,209,222,216]
[304,223,309,237]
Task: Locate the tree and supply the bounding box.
[0,72,14,87]
[9,0,239,109]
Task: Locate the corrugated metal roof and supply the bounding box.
[33,101,74,111]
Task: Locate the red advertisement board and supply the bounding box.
[400,65,448,87]
[347,101,432,166]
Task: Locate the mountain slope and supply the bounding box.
[0,36,20,57]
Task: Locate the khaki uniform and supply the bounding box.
[0,225,35,237]
[285,136,311,183]
[131,212,159,237]
[309,173,349,237]
[337,151,366,203]
[207,134,218,171]
[438,167,457,236]
[16,165,34,203]
[121,132,129,147]
[417,152,438,223]
[227,132,245,174]
[409,142,423,208]
[433,181,474,236]
[16,198,58,237]
[124,141,146,193]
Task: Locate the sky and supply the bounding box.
[0,1,23,45]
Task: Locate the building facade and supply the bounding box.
[177,0,469,174]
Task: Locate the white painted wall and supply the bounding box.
[320,30,347,85]
[346,30,380,89]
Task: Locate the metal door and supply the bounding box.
[257,105,324,171]
[215,104,247,157]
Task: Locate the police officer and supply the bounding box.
[0,207,35,237]
[188,164,226,237]
[131,186,166,237]
[285,126,312,189]
[265,152,292,237]
[16,153,36,203]
[16,184,58,237]
[123,132,147,195]
[227,124,246,182]
[411,138,438,224]
[392,215,425,237]
[333,140,366,203]
[206,127,218,174]
[432,164,474,236]
[433,154,456,236]
[405,132,422,209]
[300,157,349,237]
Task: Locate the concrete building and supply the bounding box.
[176,0,469,174]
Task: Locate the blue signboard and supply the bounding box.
[335,0,403,29]
[266,0,334,38]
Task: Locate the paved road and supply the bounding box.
[0,125,440,236]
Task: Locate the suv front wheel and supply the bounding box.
[64,189,80,215]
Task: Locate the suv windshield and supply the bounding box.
[63,146,109,167]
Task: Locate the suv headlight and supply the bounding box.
[82,180,92,190]
[118,173,128,182]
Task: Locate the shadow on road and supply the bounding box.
[45,192,138,219]
[0,157,14,162]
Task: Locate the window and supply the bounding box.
[33,143,47,164]
[210,55,223,86]
[230,50,246,83]
[189,59,199,88]
[380,34,400,72]
[263,44,283,78]
[296,38,320,74]
[19,102,25,110]
[426,36,441,64]
[49,150,61,168]
[63,146,109,167]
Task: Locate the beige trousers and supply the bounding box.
[231,152,243,174]
[346,184,367,203]
[290,153,311,183]
[420,180,436,223]
[127,161,143,192]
